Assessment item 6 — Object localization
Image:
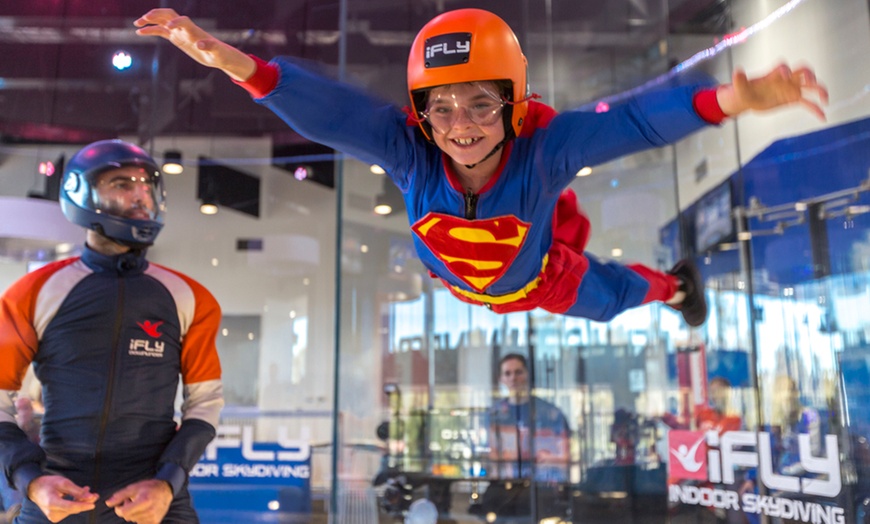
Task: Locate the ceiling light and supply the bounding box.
[200,201,219,215]
[162,150,183,174]
[38,160,55,176]
[374,177,404,216]
[112,50,133,71]
[374,191,395,215]
[293,165,311,180]
[370,164,385,175]
[576,166,592,177]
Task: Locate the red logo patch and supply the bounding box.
[668,430,707,480]
[411,212,529,292]
[137,320,164,338]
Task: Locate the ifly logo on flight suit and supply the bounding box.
[412,212,529,292]
[424,33,471,67]
[129,319,165,358]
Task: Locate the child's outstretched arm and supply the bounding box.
[134,9,256,82]
[716,64,829,121]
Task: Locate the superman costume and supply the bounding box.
[236,56,722,321]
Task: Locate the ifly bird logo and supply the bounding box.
[137,319,164,338]
[669,430,707,480]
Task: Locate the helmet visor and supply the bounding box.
[91,166,165,223]
[420,82,505,135]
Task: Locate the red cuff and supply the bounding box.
[232,54,279,99]
[693,88,728,124]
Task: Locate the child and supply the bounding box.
[135,8,827,327]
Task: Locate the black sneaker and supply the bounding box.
[668,259,708,327]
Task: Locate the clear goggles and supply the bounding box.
[419,83,506,135]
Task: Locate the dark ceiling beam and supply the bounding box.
[0,121,113,144]
[667,0,731,33]
[0,17,285,45]
[0,79,139,91]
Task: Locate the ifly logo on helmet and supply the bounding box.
[425,33,471,68]
[669,429,841,498]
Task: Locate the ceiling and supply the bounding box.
[0,0,727,147]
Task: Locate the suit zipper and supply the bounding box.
[463,188,492,308]
[90,279,125,523]
[464,188,478,220]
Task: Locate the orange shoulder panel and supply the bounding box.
[0,258,78,390]
[154,264,223,384]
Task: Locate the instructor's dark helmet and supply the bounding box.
[60,139,166,247]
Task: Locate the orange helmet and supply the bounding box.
[407,9,529,141]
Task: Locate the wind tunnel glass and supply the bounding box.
[91,167,165,222]
[420,82,505,135]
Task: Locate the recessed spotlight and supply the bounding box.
[200,202,219,215]
[112,50,133,71]
[162,150,183,174]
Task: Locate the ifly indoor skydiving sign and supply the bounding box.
[669,430,843,524]
[189,424,312,516]
[192,424,311,482]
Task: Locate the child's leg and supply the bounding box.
[561,256,676,321]
[549,189,706,325]
[561,257,706,326]
[626,263,680,303]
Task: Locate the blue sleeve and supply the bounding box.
[255,57,421,191]
[155,418,216,496]
[558,410,570,436]
[0,421,46,493]
[549,403,570,436]
[540,78,717,192]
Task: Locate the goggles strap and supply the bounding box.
[504,93,542,105]
[403,105,426,124]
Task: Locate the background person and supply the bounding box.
[476,353,570,522]
[0,140,224,524]
[488,354,570,480]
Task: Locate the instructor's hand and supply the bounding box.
[28,475,99,522]
[105,478,173,524]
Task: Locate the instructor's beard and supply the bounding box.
[98,198,155,221]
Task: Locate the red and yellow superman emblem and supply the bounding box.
[411,212,530,292]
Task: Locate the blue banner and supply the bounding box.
[189,424,311,522]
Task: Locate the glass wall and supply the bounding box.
[0,1,869,523]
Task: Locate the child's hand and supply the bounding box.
[717,64,829,121]
[134,9,256,82]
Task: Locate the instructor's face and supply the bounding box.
[499,358,528,395]
[94,166,158,221]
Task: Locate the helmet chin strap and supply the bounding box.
[463,138,508,169]
[91,225,151,253]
